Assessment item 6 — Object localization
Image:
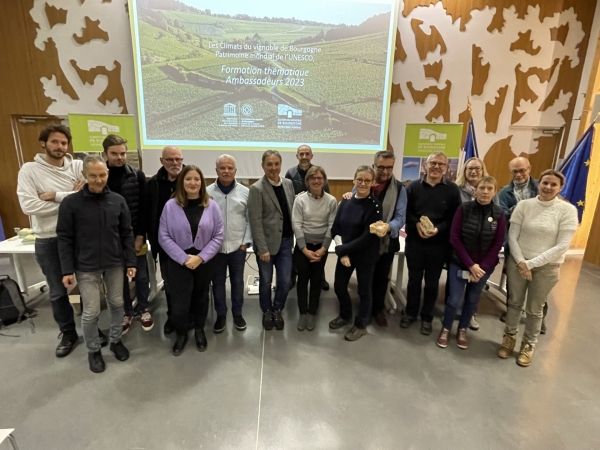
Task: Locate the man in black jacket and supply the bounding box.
[146,145,184,335]
[102,134,152,335]
[57,156,137,373]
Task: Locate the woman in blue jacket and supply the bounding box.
[159,165,224,356]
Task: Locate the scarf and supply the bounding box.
[379,175,398,254]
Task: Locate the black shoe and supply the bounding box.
[163,319,175,335]
[262,310,274,330]
[88,351,105,373]
[399,316,416,329]
[98,329,108,347]
[233,315,247,331]
[420,321,433,335]
[195,328,207,352]
[273,309,284,330]
[173,334,188,356]
[56,331,79,358]
[329,316,350,330]
[321,279,330,291]
[110,341,130,361]
[213,315,226,334]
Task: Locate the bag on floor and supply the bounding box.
[0,275,36,327]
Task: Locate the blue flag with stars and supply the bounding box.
[463,118,479,160]
[558,123,594,222]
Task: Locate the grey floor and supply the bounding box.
[1,254,599,450]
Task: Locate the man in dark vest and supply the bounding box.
[147,145,184,335]
[102,134,152,335]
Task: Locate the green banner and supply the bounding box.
[403,123,463,158]
[68,114,138,152]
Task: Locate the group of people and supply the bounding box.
[16,125,578,373]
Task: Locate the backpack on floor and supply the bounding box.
[0,275,36,327]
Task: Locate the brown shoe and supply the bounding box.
[374,311,388,327]
[498,334,516,358]
[344,326,368,341]
[456,328,468,349]
[436,328,449,348]
[516,341,534,367]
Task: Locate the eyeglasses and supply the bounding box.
[466,167,482,172]
[162,158,183,164]
[309,177,324,182]
[511,168,529,175]
[355,178,373,185]
[429,162,447,168]
[375,165,394,171]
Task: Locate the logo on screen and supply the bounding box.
[241,104,253,116]
[223,103,237,116]
[87,120,120,135]
[419,128,447,142]
[278,104,302,118]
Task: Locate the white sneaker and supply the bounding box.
[469,315,480,331]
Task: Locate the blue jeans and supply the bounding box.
[76,267,124,352]
[255,237,293,312]
[123,254,150,315]
[442,263,491,330]
[34,238,76,333]
[211,249,246,316]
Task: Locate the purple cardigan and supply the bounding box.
[158,198,224,265]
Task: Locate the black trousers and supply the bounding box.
[371,250,395,315]
[294,244,326,315]
[159,250,172,318]
[334,257,376,329]
[167,258,214,336]
[405,239,449,323]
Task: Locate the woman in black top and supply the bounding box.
[329,166,382,341]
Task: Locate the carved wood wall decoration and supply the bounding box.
[410,18,447,60]
[483,135,514,186]
[471,45,489,96]
[44,3,67,29]
[73,16,109,45]
[395,29,407,62]
[539,56,581,127]
[407,80,452,122]
[458,106,470,148]
[423,60,443,81]
[509,30,541,55]
[511,59,560,124]
[484,85,508,133]
[550,22,570,45]
[70,60,128,112]
[40,38,79,101]
[390,83,405,103]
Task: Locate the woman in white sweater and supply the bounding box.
[497,169,578,367]
[291,166,337,331]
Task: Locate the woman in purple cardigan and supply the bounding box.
[159,165,224,356]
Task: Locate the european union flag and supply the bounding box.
[463,118,479,160]
[558,123,594,222]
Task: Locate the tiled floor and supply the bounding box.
[0,255,598,449]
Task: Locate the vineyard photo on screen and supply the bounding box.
[134,0,394,147]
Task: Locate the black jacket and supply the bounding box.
[57,185,137,274]
[107,163,148,238]
[285,165,330,195]
[147,166,178,258]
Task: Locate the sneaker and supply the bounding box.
[420,320,433,336]
[516,341,534,367]
[497,334,516,359]
[88,351,105,373]
[213,315,226,334]
[262,310,274,330]
[98,328,108,347]
[374,311,388,327]
[233,315,247,331]
[321,279,330,291]
[306,314,317,331]
[122,313,133,335]
[297,314,307,331]
[163,319,175,335]
[273,309,284,330]
[437,328,450,348]
[56,331,79,358]
[456,328,468,349]
[110,340,130,361]
[345,326,368,341]
[329,316,350,330]
[469,315,480,331]
[400,315,416,329]
[540,319,547,335]
[140,309,154,331]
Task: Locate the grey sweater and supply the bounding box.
[291,192,337,249]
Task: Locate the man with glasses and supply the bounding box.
[498,157,548,332]
[147,146,184,335]
[285,144,331,290]
[401,152,462,335]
